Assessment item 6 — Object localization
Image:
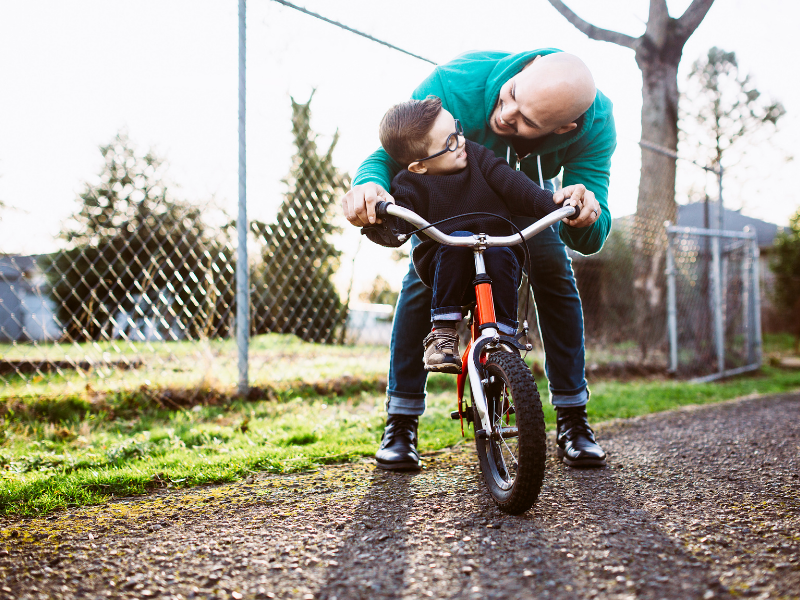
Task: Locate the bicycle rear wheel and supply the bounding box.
[473,351,546,514]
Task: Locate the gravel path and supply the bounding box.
[2,392,799,600]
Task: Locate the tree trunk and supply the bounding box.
[545,0,716,360]
[633,52,680,358]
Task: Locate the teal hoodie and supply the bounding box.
[353,49,616,255]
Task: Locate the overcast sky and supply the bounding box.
[0,0,797,294]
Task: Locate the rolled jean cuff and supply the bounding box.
[431,307,463,322]
[386,390,426,416]
[550,388,588,408]
[497,319,518,335]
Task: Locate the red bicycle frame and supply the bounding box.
[456,248,497,436]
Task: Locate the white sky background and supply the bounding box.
[0,0,798,298]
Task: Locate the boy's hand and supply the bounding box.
[553,184,601,228]
[341,183,395,227]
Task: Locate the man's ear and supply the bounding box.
[408,161,427,174]
[553,122,578,135]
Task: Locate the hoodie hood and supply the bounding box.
[484,48,597,155]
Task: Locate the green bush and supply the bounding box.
[770,207,800,348]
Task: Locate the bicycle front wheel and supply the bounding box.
[473,351,546,514]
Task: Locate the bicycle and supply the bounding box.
[375,199,580,515]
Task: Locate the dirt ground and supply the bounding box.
[2,391,799,600]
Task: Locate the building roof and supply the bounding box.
[0,255,38,278]
[572,203,782,263]
[676,202,781,248]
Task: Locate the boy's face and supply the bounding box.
[408,109,467,176]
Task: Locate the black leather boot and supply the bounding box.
[556,405,607,468]
[375,414,421,471]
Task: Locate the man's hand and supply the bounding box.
[341,183,395,227]
[553,184,601,228]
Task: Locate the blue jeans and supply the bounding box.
[386,219,588,416]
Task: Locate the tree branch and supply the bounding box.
[546,0,639,49]
[644,0,670,49]
[675,0,716,42]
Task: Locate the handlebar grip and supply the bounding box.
[375,200,391,218]
[564,203,580,219]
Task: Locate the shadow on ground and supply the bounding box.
[1,393,798,599]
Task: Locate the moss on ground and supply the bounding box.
[1,359,799,517]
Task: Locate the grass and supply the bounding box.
[763,332,800,355]
[0,333,391,400]
[2,358,800,518]
[0,374,461,518]
[3,332,793,401]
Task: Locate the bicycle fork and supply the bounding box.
[457,238,502,436]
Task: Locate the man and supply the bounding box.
[341,49,616,470]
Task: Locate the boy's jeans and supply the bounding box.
[430,231,521,336]
[386,219,588,416]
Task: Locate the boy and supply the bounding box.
[364,95,570,374]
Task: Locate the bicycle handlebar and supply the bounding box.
[374,201,580,247]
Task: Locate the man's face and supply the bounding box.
[490,73,548,140]
[489,60,578,141]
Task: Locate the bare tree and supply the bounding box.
[547,0,714,357]
[684,47,786,173]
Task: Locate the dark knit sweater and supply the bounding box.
[363,139,560,287]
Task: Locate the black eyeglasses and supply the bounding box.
[417,119,464,162]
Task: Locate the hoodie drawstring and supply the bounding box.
[507,147,545,189]
[536,155,544,188]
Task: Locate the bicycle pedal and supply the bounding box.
[451,408,475,421]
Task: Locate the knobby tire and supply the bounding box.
[474,351,546,515]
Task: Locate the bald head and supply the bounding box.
[490,52,596,140]
[524,53,596,125]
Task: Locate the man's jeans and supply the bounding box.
[386,219,588,416]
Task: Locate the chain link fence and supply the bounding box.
[666,226,761,380]
[0,139,243,400]
[565,142,769,380]
[0,142,767,402]
[0,104,390,401]
[0,155,767,401]
[0,5,771,403]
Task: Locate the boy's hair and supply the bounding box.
[379,96,442,167]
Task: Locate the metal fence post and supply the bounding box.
[717,165,724,231]
[665,223,678,373]
[742,228,753,364]
[236,0,249,396]
[751,235,763,366]
[711,234,724,375]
